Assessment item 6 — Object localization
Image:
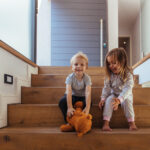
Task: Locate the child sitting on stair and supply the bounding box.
[59,52,92,122]
[99,48,138,131]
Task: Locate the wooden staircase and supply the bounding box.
[0,66,150,150]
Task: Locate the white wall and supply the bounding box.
[134,59,150,86]
[132,13,141,65]
[0,0,32,59]
[119,0,141,66]
[107,0,118,50]
[37,0,51,65]
[141,0,150,56]
[119,25,131,36]
[0,47,38,128]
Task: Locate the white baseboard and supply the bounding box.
[142,81,150,87]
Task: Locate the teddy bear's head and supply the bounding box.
[74,101,83,109]
[72,101,84,116]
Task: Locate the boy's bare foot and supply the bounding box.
[129,122,138,131]
[102,120,112,131]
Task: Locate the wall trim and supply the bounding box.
[142,81,150,87]
[132,53,150,69]
[0,40,38,67]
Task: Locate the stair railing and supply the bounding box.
[100,19,103,67]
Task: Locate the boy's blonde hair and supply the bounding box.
[105,48,132,82]
[70,52,88,68]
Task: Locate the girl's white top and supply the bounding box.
[101,72,134,103]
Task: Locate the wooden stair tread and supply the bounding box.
[21,86,150,105]
[8,104,150,128]
[31,74,105,87]
[1,127,150,150]
[31,74,140,87]
[1,127,150,134]
[38,66,105,75]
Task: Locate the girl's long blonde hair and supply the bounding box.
[105,48,132,82]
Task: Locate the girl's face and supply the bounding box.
[107,56,121,74]
[72,57,87,77]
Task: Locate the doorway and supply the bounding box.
[119,37,131,66]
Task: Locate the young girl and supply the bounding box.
[59,52,92,122]
[99,48,137,131]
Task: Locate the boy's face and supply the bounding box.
[72,57,87,76]
[107,56,121,74]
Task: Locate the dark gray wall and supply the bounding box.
[51,0,107,66]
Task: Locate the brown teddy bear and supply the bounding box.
[60,101,92,137]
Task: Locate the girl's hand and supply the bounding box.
[67,107,75,117]
[99,100,105,109]
[112,98,120,111]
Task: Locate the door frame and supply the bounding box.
[119,36,132,66]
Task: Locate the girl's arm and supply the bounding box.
[118,73,134,103]
[99,78,111,109]
[101,78,111,101]
[83,85,91,114]
[66,84,75,117]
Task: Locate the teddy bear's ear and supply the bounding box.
[74,101,83,109]
[87,114,92,120]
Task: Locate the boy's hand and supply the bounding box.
[112,98,120,111]
[99,100,105,109]
[82,107,90,115]
[67,107,75,117]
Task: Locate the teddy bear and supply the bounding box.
[60,101,92,137]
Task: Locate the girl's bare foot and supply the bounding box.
[129,122,138,131]
[102,120,112,131]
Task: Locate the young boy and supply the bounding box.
[59,52,92,122]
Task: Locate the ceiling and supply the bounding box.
[118,0,141,29]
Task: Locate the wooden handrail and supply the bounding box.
[0,40,38,67]
[132,53,150,70]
